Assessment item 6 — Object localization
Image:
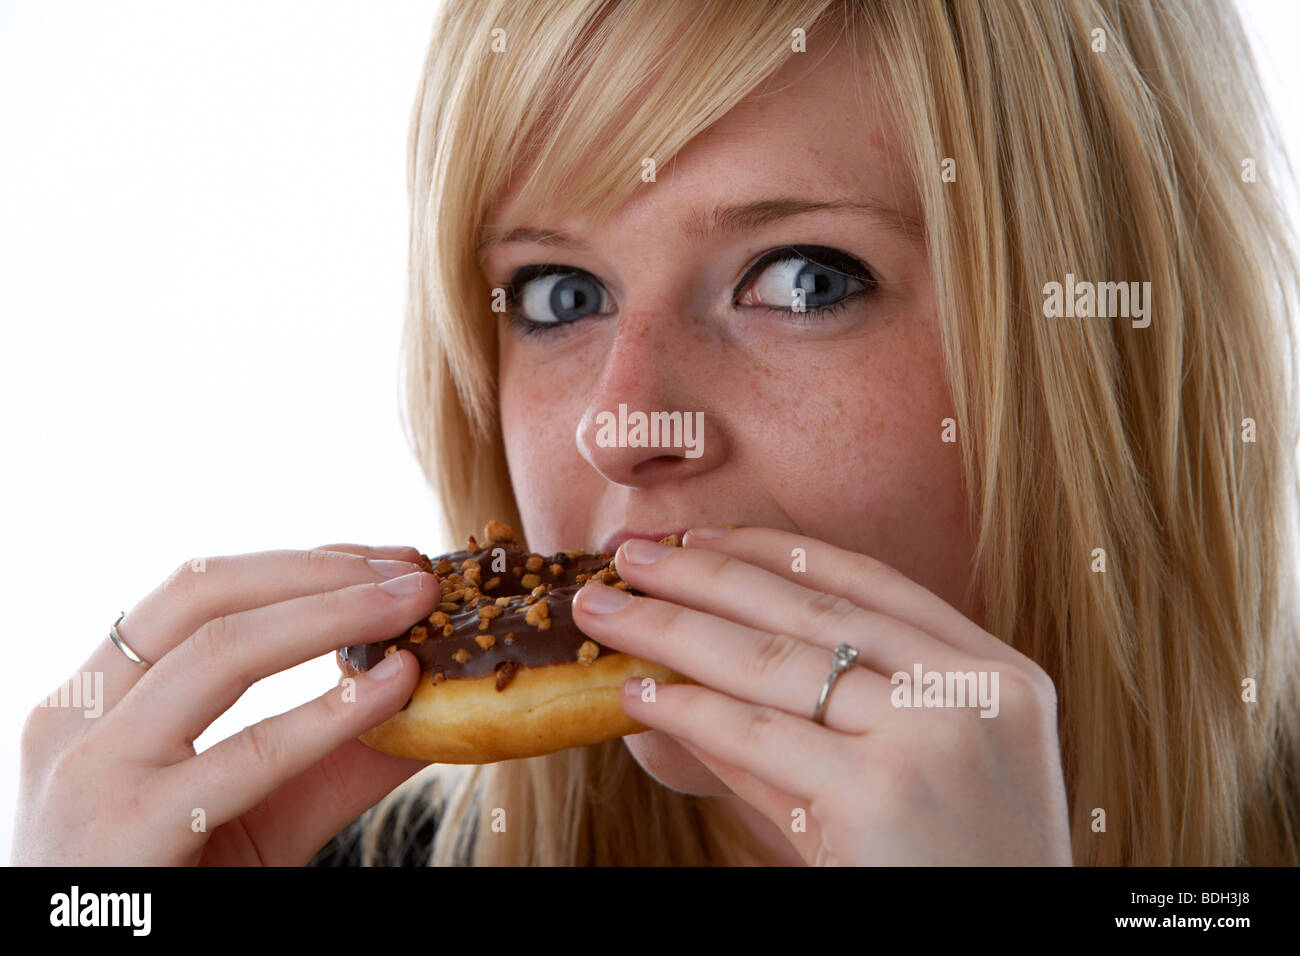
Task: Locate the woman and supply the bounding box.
[16,0,1300,866]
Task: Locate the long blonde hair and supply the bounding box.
[358,0,1300,865]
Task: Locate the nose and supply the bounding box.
[574,310,728,488]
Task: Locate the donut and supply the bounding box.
[337,520,689,764]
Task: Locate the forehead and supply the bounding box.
[482,34,917,240]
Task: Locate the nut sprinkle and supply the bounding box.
[337,521,684,690]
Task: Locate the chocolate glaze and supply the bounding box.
[338,534,653,689]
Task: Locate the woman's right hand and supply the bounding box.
[13,544,441,865]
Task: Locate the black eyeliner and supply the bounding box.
[501,244,877,337]
[730,244,875,304]
[505,262,596,301]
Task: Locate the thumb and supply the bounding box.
[244,737,432,863]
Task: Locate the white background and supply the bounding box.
[1,0,1297,865]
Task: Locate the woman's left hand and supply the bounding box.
[572,526,1073,866]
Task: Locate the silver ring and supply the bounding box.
[108,611,151,668]
[812,642,858,725]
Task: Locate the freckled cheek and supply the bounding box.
[762,336,954,515]
[718,358,801,434]
[811,337,971,604]
[721,356,870,480]
[874,333,962,503]
[498,354,547,507]
[498,352,597,513]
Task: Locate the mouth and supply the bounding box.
[599,527,692,556]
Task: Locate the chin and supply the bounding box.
[622,730,733,796]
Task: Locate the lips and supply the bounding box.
[599,527,691,556]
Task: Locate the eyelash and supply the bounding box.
[498,245,877,339]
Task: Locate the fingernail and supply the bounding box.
[578,581,634,613]
[622,676,643,697]
[379,571,426,595]
[368,650,405,680]
[368,559,419,578]
[621,537,672,564]
[686,526,729,540]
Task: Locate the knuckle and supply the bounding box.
[745,631,801,682]
[302,547,347,575]
[803,591,861,634]
[312,542,361,555]
[317,580,359,618]
[997,661,1052,713]
[240,717,284,768]
[653,599,687,634]
[303,547,376,586]
[319,681,353,725]
[1027,664,1059,708]
[19,705,59,765]
[162,555,217,595]
[860,552,896,581]
[191,612,245,668]
[20,701,50,740]
[47,737,96,788]
[850,548,900,585]
[696,547,734,580]
[739,705,782,751]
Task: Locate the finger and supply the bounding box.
[681,527,1010,661]
[238,739,429,865]
[315,544,429,563]
[612,538,974,678]
[574,581,892,731]
[615,677,845,802]
[111,570,438,759]
[90,549,425,715]
[157,649,423,830]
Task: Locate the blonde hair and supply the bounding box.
[357,0,1300,865]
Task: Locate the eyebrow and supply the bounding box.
[475,197,924,255]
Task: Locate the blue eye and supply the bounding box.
[732,245,874,313]
[499,245,876,338]
[504,265,614,327]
